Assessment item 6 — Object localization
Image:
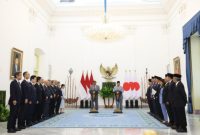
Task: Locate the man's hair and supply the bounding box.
[37,76,42,82]
[61,84,65,88]
[30,75,37,81]
[14,71,21,78]
[117,81,120,83]
[23,71,28,77]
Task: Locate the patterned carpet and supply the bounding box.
[32,109,168,128]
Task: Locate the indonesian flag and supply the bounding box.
[85,72,90,90]
[89,72,94,86]
[80,71,94,100]
[80,72,88,100]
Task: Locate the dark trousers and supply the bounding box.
[18,103,29,127]
[56,98,61,114]
[43,102,49,119]
[165,103,174,124]
[7,104,19,129]
[174,107,187,129]
[155,99,164,120]
[147,99,154,114]
[27,104,35,125]
[34,103,43,121]
[49,99,55,116]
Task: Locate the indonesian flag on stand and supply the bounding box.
[80,72,88,100]
[86,72,94,99]
[85,72,90,90]
[89,71,94,87]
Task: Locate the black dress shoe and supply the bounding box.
[14,128,21,131]
[7,129,16,133]
[177,127,187,133]
[171,125,177,129]
[19,126,26,129]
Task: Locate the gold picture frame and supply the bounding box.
[173,56,181,74]
[10,48,23,79]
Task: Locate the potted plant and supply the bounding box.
[0,104,9,122]
[100,82,116,108]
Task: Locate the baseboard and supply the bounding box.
[194,110,200,114]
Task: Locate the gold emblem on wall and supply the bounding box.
[100,64,118,81]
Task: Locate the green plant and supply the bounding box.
[100,82,116,98]
[0,104,9,122]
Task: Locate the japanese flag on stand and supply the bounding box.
[134,72,141,99]
[123,70,141,100]
[123,70,132,100]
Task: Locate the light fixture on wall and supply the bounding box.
[83,0,126,42]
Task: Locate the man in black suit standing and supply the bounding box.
[27,75,37,126]
[18,71,31,129]
[7,72,22,133]
[146,79,154,114]
[55,81,62,114]
[173,74,187,132]
[153,76,163,120]
[34,76,43,122]
[43,80,51,119]
[163,73,175,127]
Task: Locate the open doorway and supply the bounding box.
[190,32,200,113]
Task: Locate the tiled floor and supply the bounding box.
[0,109,199,135]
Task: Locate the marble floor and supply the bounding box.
[0,109,199,135]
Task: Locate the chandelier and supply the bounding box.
[83,0,126,42]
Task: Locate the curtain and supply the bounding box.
[183,11,200,114]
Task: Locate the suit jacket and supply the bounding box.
[9,79,22,105]
[35,83,43,103]
[43,85,50,103]
[173,81,187,107]
[146,86,152,100]
[29,83,37,104]
[153,84,161,100]
[21,80,31,103]
[89,85,100,94]
[167,81,176,104]
[55,86,62,99]
[89,85,100,99]
[162,82,169,104]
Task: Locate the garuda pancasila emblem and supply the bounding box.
[100,64,118,81]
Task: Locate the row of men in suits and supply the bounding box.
[146,73,187,133]
[7,71,63,133]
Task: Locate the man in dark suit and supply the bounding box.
[34,76,43,122]
[55,81,62,114]
[146,79,154,114]
[7,72,22,133]
[27,75,37,126]
[43,80,51,119]
[152,76,163,120]
[49,80,56,116]
[173,74,187,133]
[18,71,31,129]
[163,73,175,127]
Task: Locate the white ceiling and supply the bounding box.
[52,0,161,6]
[30,0,179,23]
